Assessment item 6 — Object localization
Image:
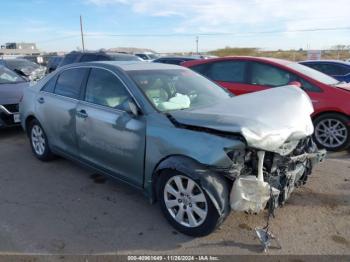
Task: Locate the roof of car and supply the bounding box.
[182,56,293,67]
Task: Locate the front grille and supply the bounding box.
[2,104,19,113]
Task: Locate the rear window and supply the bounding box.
[54,68,87,99]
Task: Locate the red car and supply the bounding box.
[182,56,350,151]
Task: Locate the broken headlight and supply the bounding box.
[273,140,299,156]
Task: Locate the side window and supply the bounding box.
[166,59,183,65]
[250,62,291,86]
[297,78,322,92]
[321,64,349,75]
[80,54,100,62]
[85,68,131,109]
[208,61,246,83]
[96,55,110,61]
[306,63,324,72]
[60,54,78,66]
[41,76,57,93]
[54,68,86,99]
[191,63,211,76]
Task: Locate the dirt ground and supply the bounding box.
[0,127,349,256]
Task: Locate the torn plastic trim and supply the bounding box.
[154,155,230,218]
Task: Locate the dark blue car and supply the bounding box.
[299,60,350,83]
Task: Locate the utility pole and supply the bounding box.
[196,36,199,54]
[80,15,85,52]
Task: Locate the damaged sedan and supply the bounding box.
[20,62,326,237]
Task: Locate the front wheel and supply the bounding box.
[29,119,54,161]
[158,171,225,237]
[313,113,350,151]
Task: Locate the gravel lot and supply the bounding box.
[0,127,349,256]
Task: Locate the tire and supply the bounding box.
[158,171,226,237]
[28,119,54,161]
[313,113,350,151]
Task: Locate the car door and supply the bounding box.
[191,60,253,95]
[36,67,88,156]
[76,67,146,186]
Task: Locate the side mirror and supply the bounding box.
[125,100,139,117]
[288,81,302,88]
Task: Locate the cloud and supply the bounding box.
[86,0,350,34]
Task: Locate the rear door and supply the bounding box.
[76,67,146,186]
[36,67,88,156]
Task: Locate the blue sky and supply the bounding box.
[1,0,349,53]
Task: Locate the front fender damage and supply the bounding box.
[229,139,326,214]
[155,156,230,219]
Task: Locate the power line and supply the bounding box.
[83,26,350,38]
[35,26,350,44]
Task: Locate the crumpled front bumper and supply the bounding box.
[229,148,326,213]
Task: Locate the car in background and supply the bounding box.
[134,52,159,61]
[57,51,142,68]
[183,56,350,151]
[0,58,46,81]
[299,60,350,83]
[153,56,200,65]
[0,66,28,128]
[46,56,63,74]
[20,61,324,237]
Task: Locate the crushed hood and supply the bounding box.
[0,82,28,105]
[170,86,314,152]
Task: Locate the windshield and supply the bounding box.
[0,67,25,84]
[148,54,158,59]
[128,69,232,112]
[287,62,338,85]
[6,59,40,71]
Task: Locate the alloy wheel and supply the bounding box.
[31,125,46,156]
[315,118,348,148]
[163,175,208,228]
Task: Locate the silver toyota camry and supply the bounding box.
[20,61,326,237]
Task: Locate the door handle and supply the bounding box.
[37,97,45,104]
[77,109,88,118]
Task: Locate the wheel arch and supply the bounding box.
[312,110,350,122]
[152,154,231,217]
[24,115,37,136]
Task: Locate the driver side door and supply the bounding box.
[76,67,146,186]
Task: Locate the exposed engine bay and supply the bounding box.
[226,136,326,213]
